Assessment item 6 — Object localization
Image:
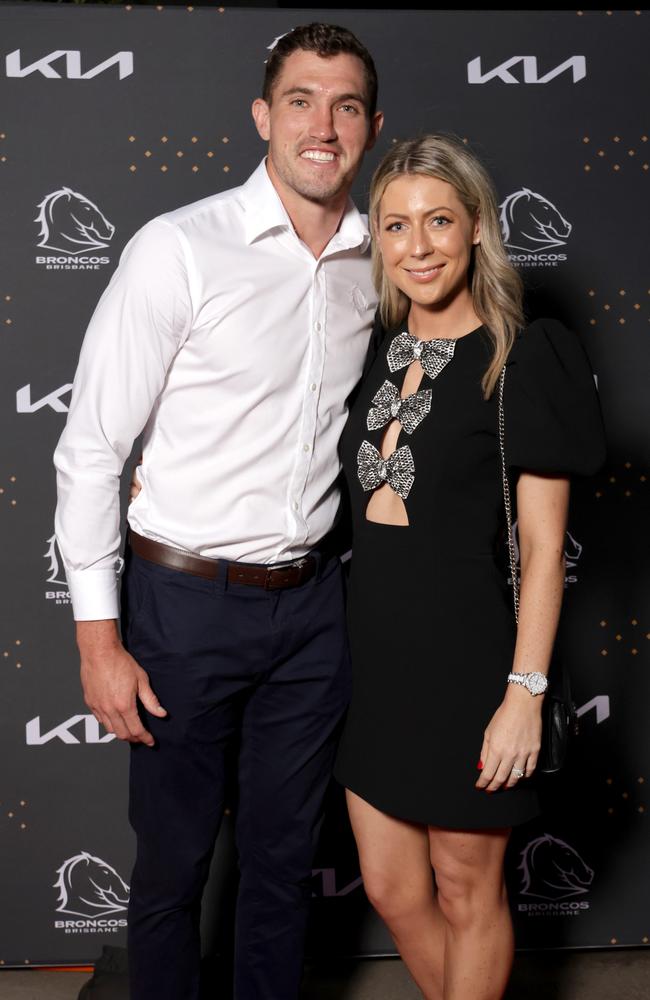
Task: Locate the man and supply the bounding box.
[54,22,383,1000]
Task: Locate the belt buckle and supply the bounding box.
[264,558,307,590]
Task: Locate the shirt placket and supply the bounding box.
[285,260,326,550]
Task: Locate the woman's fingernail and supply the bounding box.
[477,760,483,770]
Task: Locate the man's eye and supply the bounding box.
[291,99,307,108]
[339,104,358,114]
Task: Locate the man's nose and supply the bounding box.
[308,106,337,141]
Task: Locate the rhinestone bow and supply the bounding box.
[357,440,415,499]
[367,380,432,435]
[387,332,456,380]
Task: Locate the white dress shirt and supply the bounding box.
[54,159,377,621]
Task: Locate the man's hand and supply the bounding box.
[77,620,167,746]
[129,457,143,502]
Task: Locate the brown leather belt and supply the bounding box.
[128,530,318,590]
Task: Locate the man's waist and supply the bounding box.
[128,530,342,590]
[126,509,338,566]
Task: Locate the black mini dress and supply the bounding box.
[334,317,606,829]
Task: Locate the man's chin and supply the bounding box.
[294,176,348,205]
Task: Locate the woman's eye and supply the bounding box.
[387,223,404,232]
[431,216,451,226]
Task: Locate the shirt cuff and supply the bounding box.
[65,568,120,621]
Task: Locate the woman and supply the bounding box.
[334,134,605,1000]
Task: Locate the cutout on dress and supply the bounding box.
[366,486,410,526]
[362,358,428,527]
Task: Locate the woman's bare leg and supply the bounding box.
[346,790,445,1000]
[428,825,513,1000]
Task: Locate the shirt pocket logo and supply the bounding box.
[350,284,369,317]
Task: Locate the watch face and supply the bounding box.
[528,672,548,695]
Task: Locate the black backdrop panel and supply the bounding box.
[1,5,648,964]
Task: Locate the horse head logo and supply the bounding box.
[518,833,594,900]
[35,187,115,256]
[500,188,571,253]
[54,851,130,918]
[564,529,582,569]
[44,534,67,586]
[511,522,581,572]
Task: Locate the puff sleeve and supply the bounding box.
[503,318,606,475]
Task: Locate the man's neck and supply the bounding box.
[265,161,349,260]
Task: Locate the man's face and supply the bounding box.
[252,49,383,206]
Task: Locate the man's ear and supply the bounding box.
[251,98,271,141]
[366,111,384,152]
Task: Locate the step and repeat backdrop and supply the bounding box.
[1,3,648,967]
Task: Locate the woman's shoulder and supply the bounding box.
[509,316,582,362]
[504,316,606,475]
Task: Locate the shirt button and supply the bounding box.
[303,443,310,453]
[310,383,317,392]
[293,501,299,511]
[314,321,321,332]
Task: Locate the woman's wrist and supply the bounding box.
[507,669,548,696]
[504,677,546,709]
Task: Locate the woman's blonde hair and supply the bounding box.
[369,134,524,398]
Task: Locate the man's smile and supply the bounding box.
[300,148,338,163]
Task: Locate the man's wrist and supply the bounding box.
[76,619,121,655]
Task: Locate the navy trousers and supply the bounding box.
[122,547,351,1000]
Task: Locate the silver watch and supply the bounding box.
[507,671,548,696]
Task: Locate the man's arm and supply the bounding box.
[54,218,194,743]
[77,619,167,746]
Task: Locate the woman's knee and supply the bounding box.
[429,831,509,929]
[433,859,507,929]
[362,864,433,924]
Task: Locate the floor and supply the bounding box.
[1,949,649,999]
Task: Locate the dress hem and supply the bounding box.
[336,772,542,831]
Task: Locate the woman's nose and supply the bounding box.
[409,228,433,257]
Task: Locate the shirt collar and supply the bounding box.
[240,158,370,255]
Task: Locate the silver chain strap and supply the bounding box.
[498,366,520,624]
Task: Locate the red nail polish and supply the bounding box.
[477,760,483,770]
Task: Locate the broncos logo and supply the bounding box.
[43,532,123,585]
[54,851,130,918]
[511,522,582,571]
[35,187,115,256]
[500,188,571,253]
[518,833,594,901]
[43,534,67,586]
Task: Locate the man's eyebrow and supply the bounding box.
[280,86,314,98]
[279,86,367,105]
[334,92,367,105]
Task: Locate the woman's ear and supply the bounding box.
[472,211,481,246]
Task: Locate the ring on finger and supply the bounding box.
[511,766,525,780]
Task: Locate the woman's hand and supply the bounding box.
[475,685,542,792]
[129,457,143,503]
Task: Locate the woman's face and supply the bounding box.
[376,173,479,312]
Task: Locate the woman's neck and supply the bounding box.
[407,293,481,342]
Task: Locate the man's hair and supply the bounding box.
[263,23,378,118]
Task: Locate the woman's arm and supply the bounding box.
[475,471,569,793]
